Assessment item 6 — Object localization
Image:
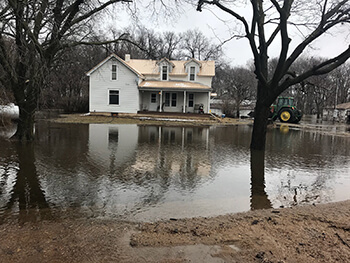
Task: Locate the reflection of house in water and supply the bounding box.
[88,124,211,183]
[131,126,211,182]
[88,124,139,172]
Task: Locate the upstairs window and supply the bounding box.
[109,90,119,105]
[162,65,168,81]
[112,64,117,80]
[189,66,196,81]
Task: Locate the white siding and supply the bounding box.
[168,75,212,87]
[89,58,139,113]
[195,92,209,113]
[195,76,212,87]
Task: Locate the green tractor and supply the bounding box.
[270,97,302,123]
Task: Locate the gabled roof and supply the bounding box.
[87,54,215,77]
[156,57,175,67]
[126,59,215,76]
[184,58,202,67]
[336,102,350,110]
[86,53,144,78]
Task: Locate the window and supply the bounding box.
[188,93,194,107]
[151,93,157,103]
[162,65,168,81]
[165,93,170,106]
[165,93,177,107]
[171,93,177,107]
[189,66,196,81]
[112,64,117,80]
[109,90,119,105]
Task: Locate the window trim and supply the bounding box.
[111,64,118,80]
[188,93,194,107]
[189,66,196,81]
[165,92,170,107]
[171,93,177,107]
[151,93,157,103]
[164,92,177,107]
[109,89,120,105]
[161,65,168,81]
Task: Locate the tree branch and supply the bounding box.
[286,0,350,69]
[281,46,350,91]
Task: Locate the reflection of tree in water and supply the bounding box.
[250,150,272,210]
[1,143,51,224]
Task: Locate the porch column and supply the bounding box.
[159,90,163,112]
[183,91,186,113]
[208,91,211,114]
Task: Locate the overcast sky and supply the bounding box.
[110,2,350,67]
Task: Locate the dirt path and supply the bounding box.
[1,201,350,262]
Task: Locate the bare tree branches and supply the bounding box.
[0,0,133,141]
[197,0,350,150]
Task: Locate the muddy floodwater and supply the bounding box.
[0,120,349,223]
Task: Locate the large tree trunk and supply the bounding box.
[14,104,36,141]
[12,81,39,142]
[250,98,271,151]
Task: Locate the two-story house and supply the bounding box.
[86,54,215,114]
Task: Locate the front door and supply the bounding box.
[149,92,158,111]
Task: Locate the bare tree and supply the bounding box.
[159,31,181,59]
[329,63,350,106]
[0,0,132,141]
[41,45,104,112]
[197,0,350,150]
[213,64,256,117]
[180,29,222,60]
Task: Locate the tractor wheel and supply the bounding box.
[279,109,293,123]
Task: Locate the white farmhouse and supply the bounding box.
[86,54,215,114]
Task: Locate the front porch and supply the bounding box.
[137,111,212,119]
[139,90,211,114]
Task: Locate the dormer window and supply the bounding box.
[189,66,196,81]
[162,65,168,81]
[112,64,117,80]
[185,59,201,81]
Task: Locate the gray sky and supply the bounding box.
[111,2,350,67]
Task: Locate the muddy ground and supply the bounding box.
[52,113,253,126]
[1,201,349,263]
[1,114,349,262]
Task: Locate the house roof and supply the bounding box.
[126,58,215,76]
[336,102,350,110]
[156,57,175,67]
[184,58,202,67]
[86,54,215,80]
[139,80,211,91]
[86,53,144,78]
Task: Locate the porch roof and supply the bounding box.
[138,80,211,91]
[336,102,350,110]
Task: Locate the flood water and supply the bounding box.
[0,121,349,223]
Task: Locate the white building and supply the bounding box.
[86,54,215,114]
